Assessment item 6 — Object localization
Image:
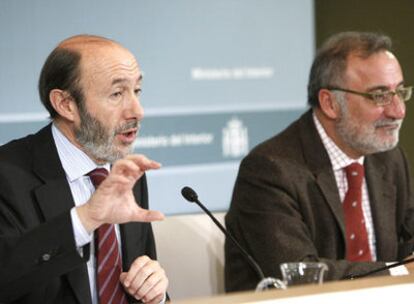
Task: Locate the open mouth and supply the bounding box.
[118,129,137,143]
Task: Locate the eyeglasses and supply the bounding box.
[327,86,412,106]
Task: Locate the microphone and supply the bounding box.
[345,257,414,280]
[181,186,264,279]
[181,186,285,290]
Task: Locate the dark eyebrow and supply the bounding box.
[366,81,405,92]
[138,74,143,84]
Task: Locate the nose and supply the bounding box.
[384,94,405,119]
[124,92,144,121]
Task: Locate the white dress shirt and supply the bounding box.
[52,124,119,304]
[52,124,167,303]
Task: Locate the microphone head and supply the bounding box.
[181,186,198,202]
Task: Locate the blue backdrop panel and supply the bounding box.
[0,0,314,214]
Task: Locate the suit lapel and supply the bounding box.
[32,125,92,304]
[365,156,396,259]
[120,222,143,270]
[299,112,397,259]
[314,170,345,234]
[120,183,145,270]
[299,111,346,237]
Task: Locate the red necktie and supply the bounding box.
[88,168,128,304]
[343,163,372,261]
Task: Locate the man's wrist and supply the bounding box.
[159,292,167,303]
[75,204,102,233]
[70,207,93,247]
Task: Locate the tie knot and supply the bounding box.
[88,168,109,188]
[344,162,364,189]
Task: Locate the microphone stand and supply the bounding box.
[181,186,286,291]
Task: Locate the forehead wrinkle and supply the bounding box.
[366,81,405,92]
[345,51,403,90]
[111,74,143,86]
[105,58,139,76]
[79,45,140,89]
[105,62,141,87]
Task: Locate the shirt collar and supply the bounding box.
[312,111,364,171]
[52,124,110,182]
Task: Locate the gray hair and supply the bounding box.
[307,31,393,107]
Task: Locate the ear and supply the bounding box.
[49,89,79,122]
[318,89,341,120]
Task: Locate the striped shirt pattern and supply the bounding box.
[52,124,122,303]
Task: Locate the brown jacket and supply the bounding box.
[225,110,414,292]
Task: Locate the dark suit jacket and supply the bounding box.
[225,110,414,292]
[0,124,157,303]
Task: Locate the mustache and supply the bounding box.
[115,119,141,134]
[374,119,402,128]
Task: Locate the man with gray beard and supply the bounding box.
[225,31,414,292]
[0,35,168,303]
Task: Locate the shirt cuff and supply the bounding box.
[386,262,409,276]
[70,207,93,247]
[159,293,167,303]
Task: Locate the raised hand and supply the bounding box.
[76,154,164,233]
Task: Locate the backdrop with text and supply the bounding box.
[0,0,314,214]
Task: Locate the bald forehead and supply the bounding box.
[57,35,134,62]
[58,35,140,80]
[59,36,141,96]
[58,34,117,50]
[81,44,138,75]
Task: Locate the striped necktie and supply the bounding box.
[88,168,128,304]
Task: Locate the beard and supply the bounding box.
[335,94,402,155]
[75,105,140,163]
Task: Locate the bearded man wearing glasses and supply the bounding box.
[225,31,414,292]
